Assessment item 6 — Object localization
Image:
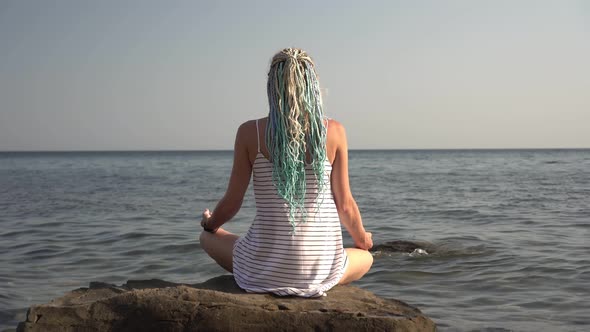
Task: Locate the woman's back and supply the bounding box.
[232,118,347,297]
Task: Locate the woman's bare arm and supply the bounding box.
[329,120,372,250]
[202,122,253,231]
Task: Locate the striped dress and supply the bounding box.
[232,120,348,297]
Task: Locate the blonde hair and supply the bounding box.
[266,48,327,230]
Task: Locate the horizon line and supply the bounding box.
[1,147,589,153]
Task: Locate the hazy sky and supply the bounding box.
[1,0,589,150]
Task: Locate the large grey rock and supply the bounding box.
[17,275,435,332]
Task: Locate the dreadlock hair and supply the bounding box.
[265,48,327,231]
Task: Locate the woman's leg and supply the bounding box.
[338,248,374,285]
[199,228,239,273]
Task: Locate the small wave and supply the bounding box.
[371,239,491,259]
[119,231,155,240]
[132,263,168,274]
[23,246,66,256]
[408,248,429,257]
[66,257,105,266]
[158,242,198,254]
[119,216,153,222]
[436,208,481,217]
[469,326,514,332]
[429,242,490,258]
[370,240,432,254]
[34,221,67,228]
[0,229,36,238]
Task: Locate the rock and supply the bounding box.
[17,275,436,332]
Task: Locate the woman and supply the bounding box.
[200,48,373,297]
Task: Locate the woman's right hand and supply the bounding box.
[200,209,211,227]
[201,209,218,233]
[357,231,373,250]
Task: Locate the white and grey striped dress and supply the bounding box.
[232,120,348,297]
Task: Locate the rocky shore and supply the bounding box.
[17,275,435,331]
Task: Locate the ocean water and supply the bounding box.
[1,149,589,331]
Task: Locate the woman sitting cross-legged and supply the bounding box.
[200,48,373,297]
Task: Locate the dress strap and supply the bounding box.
[255,119,261,153]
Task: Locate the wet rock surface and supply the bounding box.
[17,275,435,332]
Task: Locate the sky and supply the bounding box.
[0,0,589,150]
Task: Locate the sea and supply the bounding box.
[0,149,589,331]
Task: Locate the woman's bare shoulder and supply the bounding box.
[238,119,255,129]
[236,119,263,136]
[238,117,267,129]
[236,118,267,159]
[327,118,346,138]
